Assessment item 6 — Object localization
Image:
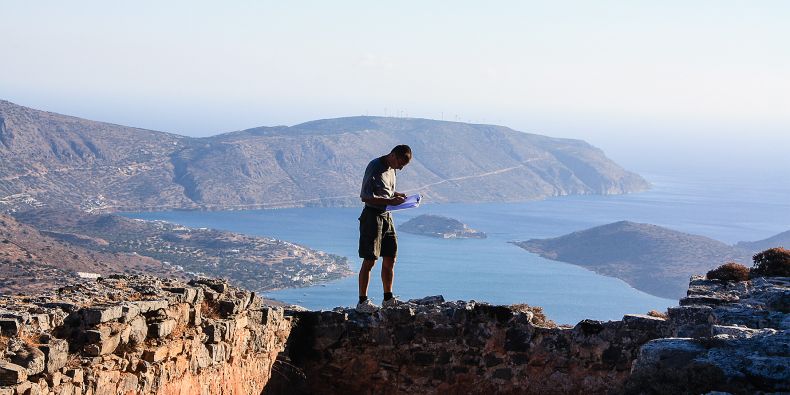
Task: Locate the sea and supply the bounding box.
[124,171,790,325]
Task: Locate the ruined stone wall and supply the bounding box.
[266,296,669,395]
[0,275,290,395]
[268,276,789,395]
[1,275,787,395]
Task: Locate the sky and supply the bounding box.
[1,1,788,175]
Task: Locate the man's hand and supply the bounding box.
[390,195,406,206]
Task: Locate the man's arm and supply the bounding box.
[361,195,406,206]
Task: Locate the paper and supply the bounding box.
[386,194,421,211]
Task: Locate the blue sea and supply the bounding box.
[125,171,790,324]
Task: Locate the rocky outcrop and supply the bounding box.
[0,275,290,395]
[624,276,789,394]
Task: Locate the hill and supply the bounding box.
[12,209,352,292]
[0,100,648,212]
[512,221,752,299]
[399,214,486,239]
[0,213,180,294]
[735,230,790,252]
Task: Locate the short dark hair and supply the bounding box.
[391,145,412,160]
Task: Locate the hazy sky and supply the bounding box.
[2,1,788,174]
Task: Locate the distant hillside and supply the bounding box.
[0,100,648,212]
[735,230,790,252]
[0,213,180,294]
[12,209,352,292]
[400,214,486,239]
[513,221,752,299]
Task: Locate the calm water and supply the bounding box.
[125,172,790,324]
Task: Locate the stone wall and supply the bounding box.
[267,277,789,395]
[266,297,670,395]
[0,275,290,395]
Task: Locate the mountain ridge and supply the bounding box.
[0,100,649,212]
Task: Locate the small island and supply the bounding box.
[400,214,486,239]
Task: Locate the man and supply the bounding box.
[356,144,412,313]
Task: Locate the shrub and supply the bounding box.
[751,247,790,278]
[510,303,556,328]
[706,262,750,282]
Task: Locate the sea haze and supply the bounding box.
[125,171,790,325]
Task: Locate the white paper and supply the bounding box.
[386,194,421,211]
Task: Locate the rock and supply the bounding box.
[38,338,68,374]
[132,300,169,314]
[141,345,169,363]
[0,318,20,336]
[81,305,123,325]
[408,295,445,305]
[0,361,27,385]
[9,344,46,376]
[668,305,714,337]
[122,315,148,345]
[147,318,177,339]
[83,331,120,357]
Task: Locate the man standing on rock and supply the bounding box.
[356,145,412,313]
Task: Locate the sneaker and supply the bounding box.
[382,296,402,308]
[355,299,379,313]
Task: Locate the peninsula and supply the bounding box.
[512,221,753,299]
[7,209,352,294]
[400,214,486,239]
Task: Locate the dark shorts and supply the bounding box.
[358,206,397,260]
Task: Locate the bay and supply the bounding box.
[124,171,790,324]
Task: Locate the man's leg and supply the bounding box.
[358,258,377,298]
[381,256,395,293]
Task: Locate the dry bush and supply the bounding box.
[647,310,668,319]
[751,247,790,278]
[706,262,750,282]
[66,353,83,368]
[0,335,8,351]
[19,330,42,347]
[510,303,556,328]
[201,300,221,320]
[169,318,188,340]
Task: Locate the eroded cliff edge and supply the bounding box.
[0,274,787,394]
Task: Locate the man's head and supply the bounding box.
[389,145,412,170]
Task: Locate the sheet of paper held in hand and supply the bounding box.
[386,194,421,211]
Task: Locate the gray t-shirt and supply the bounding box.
[360,156,396,210]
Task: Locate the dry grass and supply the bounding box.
[647,310,668,319]
[201,300,221,320]
[169,318,188,340]
[66,353,83,368]
[510,303,557,328]
[18,330,42,347]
